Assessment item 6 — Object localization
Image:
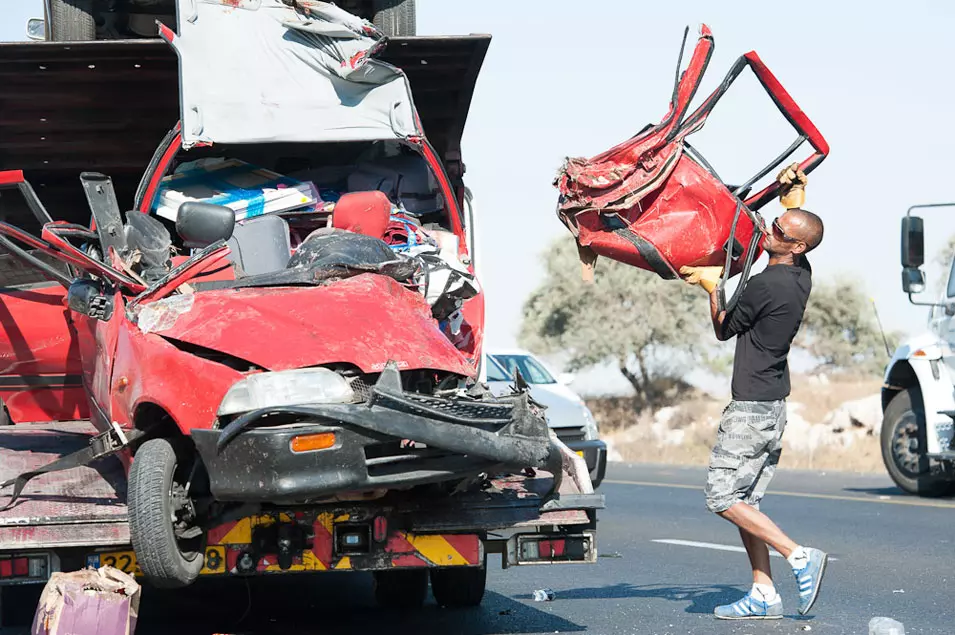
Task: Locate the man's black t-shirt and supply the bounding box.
[721,262,812,401]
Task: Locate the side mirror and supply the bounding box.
[67,279,113,321]
[558,372,576,385]
[902,267,926,295]
[26,18,46,41]
[176,202,235,249]
[901,216,924,268]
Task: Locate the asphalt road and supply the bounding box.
[4,462,953,634]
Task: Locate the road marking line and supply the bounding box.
[651,539,838,561]
[605,479,955,509]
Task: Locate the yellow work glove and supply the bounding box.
[679,265,723,294]
[776,162,807,209]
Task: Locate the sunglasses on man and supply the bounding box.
[771,218,803,244]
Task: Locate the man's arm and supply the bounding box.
[711,278,768,342]
[709,288,728,341]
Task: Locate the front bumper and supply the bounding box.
[564,439,607,487]
[191,368,564,504]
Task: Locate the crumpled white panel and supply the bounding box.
[165,0,420,149]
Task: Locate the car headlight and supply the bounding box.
[582,405,599,440]
[218,368,356,416]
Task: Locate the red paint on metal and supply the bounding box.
[206,520,238,546]
[373,516,387,542]
[311,518,333,568]
[138,129,182,214]
[0,171,24,186]
[442,534,481,564]
[555,25,828,280]
[384,531,415,554]
[226,548,240,573]
[12,558,28,576]
[132,245,232,307]
[390,554,426,568]
[158,276,475,376]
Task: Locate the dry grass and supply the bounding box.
[596,373,887,474]
[788,374,883,424]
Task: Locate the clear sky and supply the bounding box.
[4,0,955,368]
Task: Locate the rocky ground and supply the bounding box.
[592,374,886,472]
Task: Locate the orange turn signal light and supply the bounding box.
[290,432,336,453]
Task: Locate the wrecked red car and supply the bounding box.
[555,25,829,309]
[0,1,571,589]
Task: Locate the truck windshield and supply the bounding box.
[491,355,556,385]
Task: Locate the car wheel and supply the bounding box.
[372,569,428,609]
[372,0,415,37]
[429,561,487,608]
[881,389,955,497]
[47,0,97,41]
[128,438,205,588]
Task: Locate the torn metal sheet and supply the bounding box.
[164,0,421,149]
[555,24,829,283]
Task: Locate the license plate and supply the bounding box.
[87,546,227,577]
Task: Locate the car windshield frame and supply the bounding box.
[485,356,511,382]
[491,354,557,385]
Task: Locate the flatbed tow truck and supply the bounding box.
[0,3,603,624]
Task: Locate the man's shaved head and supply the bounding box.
[786,208,824,252]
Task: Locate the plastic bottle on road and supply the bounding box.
[869,617,905,635]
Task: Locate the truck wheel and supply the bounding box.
[47,0,97,41]
[881,389,955,497]
[128,438,205,589]
[372,569,428,608]
[372,0,416,37]
[430,563,487,608]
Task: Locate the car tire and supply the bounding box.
[128,438,205,589]
[429,562,487,608]
[48,0,97,41]
[881,388,955,497]
[372,0,415,37]
[372,569,428,608]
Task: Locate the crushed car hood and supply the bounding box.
[163,0,420,149]
[152,274,475,376]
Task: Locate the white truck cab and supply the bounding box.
[882,206,955,496]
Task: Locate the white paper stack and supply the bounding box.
[153,158,319,222]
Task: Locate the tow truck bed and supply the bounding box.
[0,422,128,551]
[0,423,602,582]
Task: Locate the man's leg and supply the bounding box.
[739,527,773,586]
[709,401,828,616]
[721,502,797,559]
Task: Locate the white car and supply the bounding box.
[485,350,606,488]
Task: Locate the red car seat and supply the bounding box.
[332,191,392,240]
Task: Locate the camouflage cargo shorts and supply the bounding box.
[704,400,787,513]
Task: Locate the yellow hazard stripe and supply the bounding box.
[406,534,471,566]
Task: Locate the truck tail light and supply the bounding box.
[509,534,596,566]
[0,556,48,580]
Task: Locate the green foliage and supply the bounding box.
[519,240,895,394]
[795,275,898,375]
[518,238,713,397]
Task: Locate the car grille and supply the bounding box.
[363,441,457,477]
[554,427,586,443]
[374,391,515,425]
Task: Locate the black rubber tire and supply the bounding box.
[372,0,416,37]
[128,438,205,589]
[880,388,955,497]
[372,569,428,609]
[47,0,97,41]
[429,563,487,608]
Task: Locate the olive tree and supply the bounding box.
[518,238,712,399]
